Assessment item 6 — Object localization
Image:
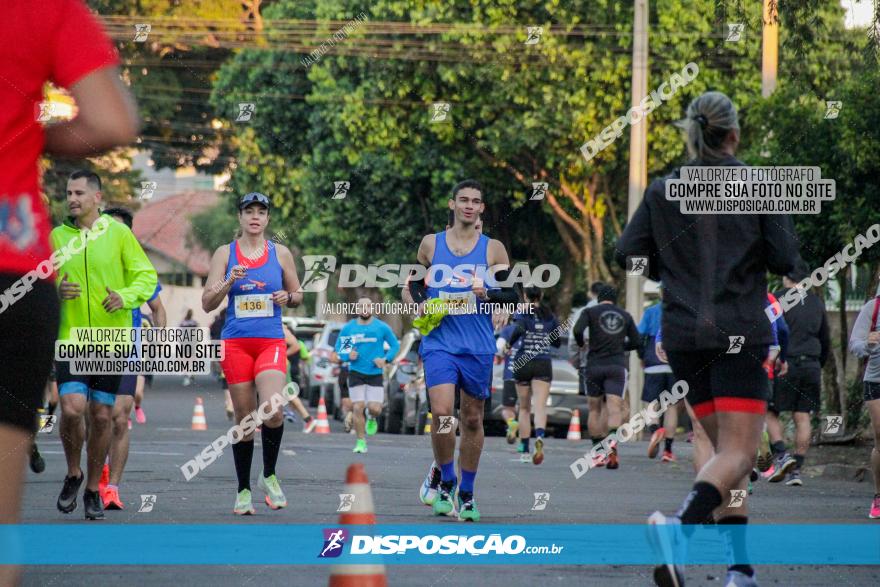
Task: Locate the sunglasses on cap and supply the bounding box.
[239,192,270,210]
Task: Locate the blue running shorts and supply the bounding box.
[422,349,493,400]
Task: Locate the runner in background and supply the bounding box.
[53,170,157,521]
[640,285,681,463]
[201,192,302,515]
[496,316,523,446]
[767,267,829,487]
[332,351,354,433]
[283,324,317,433]
[98,207,166,509]
[848,287,880,518]
[334,297,400,453]
[0,1,138,580]
[569,282,605,432]
[180,309,199,387]
[573,284,642,470]
[508,287,561,465]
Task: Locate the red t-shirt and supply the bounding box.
[0,0,118,276]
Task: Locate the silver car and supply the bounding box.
[487,344,586,438]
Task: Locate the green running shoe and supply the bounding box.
[432,480,457,516]
[353,438,368,453]
[366,416,378,436]
[506,419,519,445]
[233,489,255,515]
[258,473,287,509]
[457,491,480,522]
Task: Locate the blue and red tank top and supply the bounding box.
[221,240,284,340]
[420,231,495,356]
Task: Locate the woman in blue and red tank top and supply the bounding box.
[202,192,303,515]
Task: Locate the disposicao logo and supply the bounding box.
[319,528,348,558]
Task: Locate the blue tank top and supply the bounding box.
[420,231,495,356]
[221,240,284,340]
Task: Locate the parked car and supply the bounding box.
[307,321,344,412]
[486,342,586,438]
[382,329,422,434]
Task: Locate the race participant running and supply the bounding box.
[331,351,354,433]
[53,171,157,521]
[496,316,524,446]
[617,91,798,587]
[334,297,400,453]
[97,207,166,509]
[209,309,234,420]
[766,268,829,486]
[180,309,199,386]
[0,2,138,580]
[508,286,561,464]
[848,288,880,518]
[404,179,517,522]
[201,192,302,515]
[283,324,317,432]
[573,284,642,469]
[640,285,681,463]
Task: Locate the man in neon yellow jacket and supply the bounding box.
[51,170,157,521]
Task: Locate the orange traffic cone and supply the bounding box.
[191,397,207,430]
[328,464,387,587]
[314,397,331,434]
[567,409,582,441]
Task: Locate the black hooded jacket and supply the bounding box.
[615,156,800,352]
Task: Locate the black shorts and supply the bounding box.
[578,366,588,396]
[347,370,383,388]
[0,275,59,433]
[666,345,769,419]
[339,365,349,399]
[771,363,821,414]
[642,371,677,403]
[118,375,137,397]
[56,359,123,406]
[513,358,552,385]
[864,381,880,402]
[585,364,627,398]
[502,380,517,408]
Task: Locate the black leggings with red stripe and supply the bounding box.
[666,345,770,418]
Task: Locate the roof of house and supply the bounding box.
[132,190,220,277]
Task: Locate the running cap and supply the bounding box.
[239,192,270,210]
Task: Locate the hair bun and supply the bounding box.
[693,114,709,128]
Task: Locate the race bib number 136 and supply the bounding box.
[235,294,273,318]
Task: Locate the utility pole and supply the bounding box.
[626,0,649,420]
[762,0,779,97]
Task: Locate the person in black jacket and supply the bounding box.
[572,284,642,470]
[767,263,830,486]
[616,91,799,587]
[508,287,561,466]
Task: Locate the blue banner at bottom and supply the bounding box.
[1,524,878,565]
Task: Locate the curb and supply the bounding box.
[803,463,868,482]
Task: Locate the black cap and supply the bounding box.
[786,259,810,282]
[238,192,270,210]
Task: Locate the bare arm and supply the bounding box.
[147,296,167,328]
[44,66,140,157]
[202,245,233,313]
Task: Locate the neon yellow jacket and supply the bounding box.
[51,215,158,341]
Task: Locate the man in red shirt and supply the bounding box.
[1,0,138,580]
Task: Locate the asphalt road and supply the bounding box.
[21,376,880,586]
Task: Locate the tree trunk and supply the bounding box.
[837,271,849,424]
[556,255,576,320]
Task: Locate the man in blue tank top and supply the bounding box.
[403,179,518,522]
